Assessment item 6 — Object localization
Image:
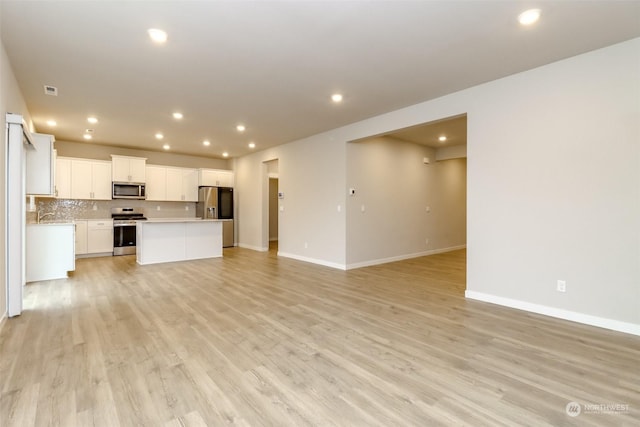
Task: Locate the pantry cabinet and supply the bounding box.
[111,155,146,183]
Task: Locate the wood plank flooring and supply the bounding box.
[1,247,638,426]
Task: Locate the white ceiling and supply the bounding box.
[2,1,639,159]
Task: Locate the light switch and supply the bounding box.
[361,204,365,213]
[337,205,341,212]
[279,205,284,212]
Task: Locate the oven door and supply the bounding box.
[113,223,137,255]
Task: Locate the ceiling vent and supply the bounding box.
[43,85,58,96]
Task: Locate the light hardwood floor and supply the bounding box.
[1,247,638,426]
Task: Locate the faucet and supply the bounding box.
[37,211,55,224]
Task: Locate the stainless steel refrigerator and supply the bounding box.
[197,186,234,247]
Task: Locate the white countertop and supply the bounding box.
[140,218,224,223]
[27,221,75,226]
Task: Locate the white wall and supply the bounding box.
[235,136,347,266]
[237,38,639,333]
[346,136,466,268]
[0,38,32,324]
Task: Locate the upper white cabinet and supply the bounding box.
[55,157,72,199]
[145,165,167,201]
[60,157,112,200]
[26,133,55,196]
[146,165,198,202]
[198,168,234,187]
[111,155,146,183]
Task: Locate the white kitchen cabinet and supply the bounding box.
[26,133,55,196]
[112,155,146,183]
[149,165,198,201]
[71,159,112,200]
[165,167,184,201]
[198,168,234,187]
[55,157,72,199]
[26,223,75,282]
[75,220,88,255]
[183,168,199,201]
[87,219,113,254]
[145,165,167,201]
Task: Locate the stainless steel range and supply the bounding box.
[112,207,146,256]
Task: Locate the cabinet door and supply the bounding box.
[129,158,146,182]
[145,165,167,201]
[198,169,217,186]
[87,220,113,253]
[91,162,113,200]
[55,158,72,199]
[183,169,199,202]
[26,133,55,196]
[165,168,184,201]
[217,171,234,188]
[111,157,130,182]
[75,220,88,255]
[70,160,93,199]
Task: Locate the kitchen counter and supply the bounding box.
[136,219,222,265]
[26,223,75,282]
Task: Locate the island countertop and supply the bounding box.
[140,218,230,223]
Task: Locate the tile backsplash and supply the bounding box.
[27,198,197,223]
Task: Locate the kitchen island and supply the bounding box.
[136,218,223,265]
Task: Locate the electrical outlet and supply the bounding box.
[557,280,566,293]
[304,242,308,249]
[425,238,429,246]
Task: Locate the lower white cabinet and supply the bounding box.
[75,220,88,255]
[75,219,113,256]
[26,223,75,282]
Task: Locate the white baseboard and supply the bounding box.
[465,290,640,336]
[346,245,466,270]
[237,243,269,252]
[277,252,346,270]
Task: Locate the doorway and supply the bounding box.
[345,114,467,289]
[263,159,279,252]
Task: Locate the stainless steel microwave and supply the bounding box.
[112,182,146,199]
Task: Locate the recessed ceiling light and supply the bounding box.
[163,144,170,150]
[248,142,256,149]
[518,9,541,26]
[236,124,246,132]
[331,93,343,103]
[148,28,168,43]
[203,140,211,146]
[87,116,98,124]
[46,120,57,127]
[222,152,229,158]
[155,133,164,140]
[173,112,183,120]
[83,134,92,140]
[438,136,447,142]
